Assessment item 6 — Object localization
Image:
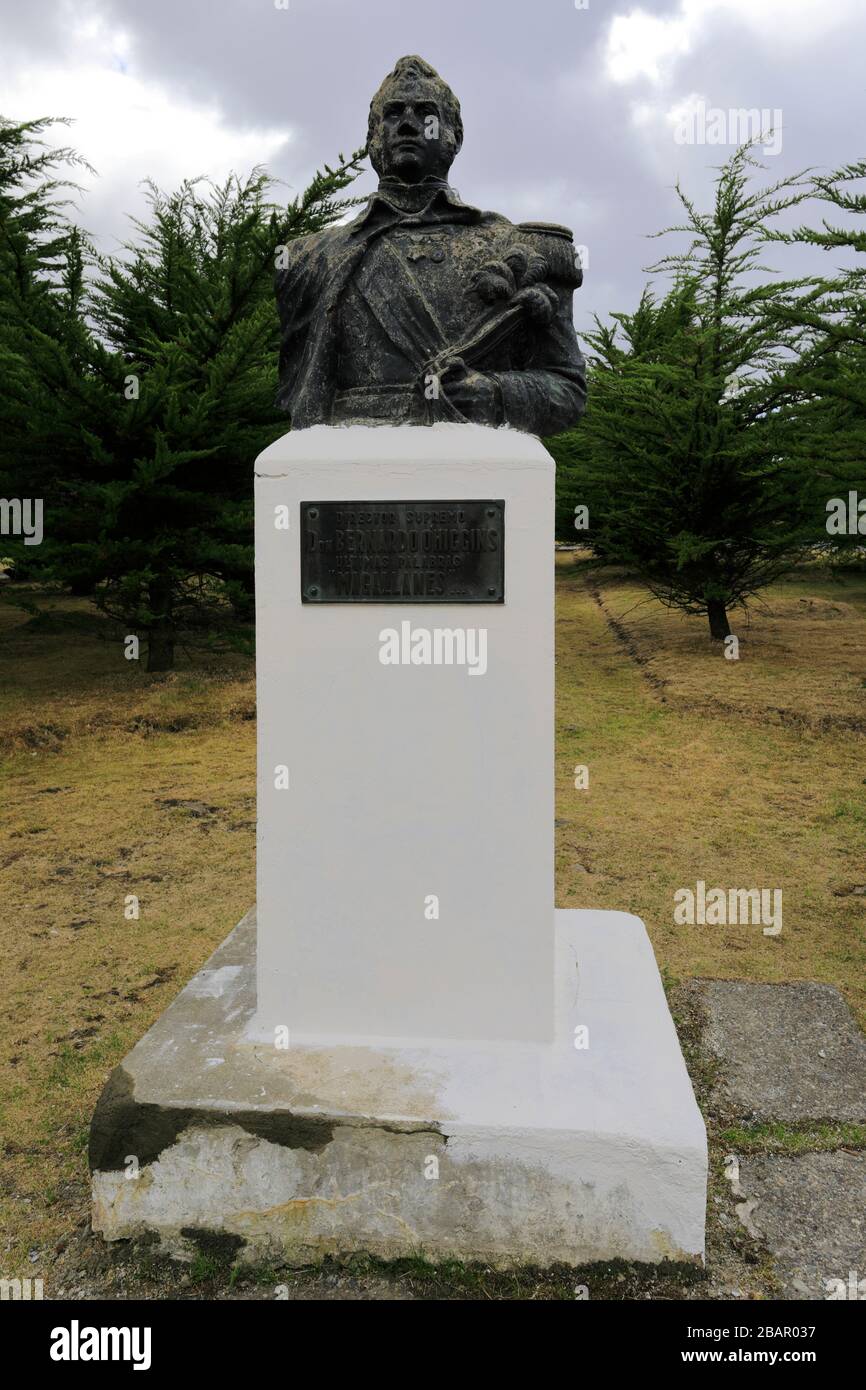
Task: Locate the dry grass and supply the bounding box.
[555,557,866,1033]
[1,563,865,1282]
[0,591,256,1274]
[590,564,866,732]
[0,593,255,751]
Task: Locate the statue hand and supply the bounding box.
[439,359,502,423]
[510,283,558,326]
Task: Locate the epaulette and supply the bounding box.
[516,221,583,287]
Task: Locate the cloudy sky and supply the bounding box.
[1,0,863,336]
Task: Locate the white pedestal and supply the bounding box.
[251,424,554,1046]
[90,424,708,1267]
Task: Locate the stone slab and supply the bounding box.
[689,980,866,1123]
[737,1152,866,1300]
[90,907,707,1269]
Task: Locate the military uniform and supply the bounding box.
[275,181,586,436]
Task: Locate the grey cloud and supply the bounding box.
[1,0,863,338]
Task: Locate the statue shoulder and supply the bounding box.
[515,220,583,287]
[274,222,349,292]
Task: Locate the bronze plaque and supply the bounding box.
[300,500,505,603]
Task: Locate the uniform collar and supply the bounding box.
[351,179,481,233]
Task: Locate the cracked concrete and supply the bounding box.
[735,1152,866,1299]
[687,980,866,1123]
[90,907,706,1268]
[688,979,866,1300]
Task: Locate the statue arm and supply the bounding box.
[487,282,587,437]
[273,234,338,418]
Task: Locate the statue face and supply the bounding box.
[374,96,455,183]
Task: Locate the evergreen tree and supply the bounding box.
[1,124,364,668]
[549,144,815,638]
[0,117,92,578]
[767,159,866,559]
[552,284,696,545]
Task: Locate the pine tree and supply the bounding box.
[549,144,816,639]
[0,118,92,578]
[767,159,866,560]
[1,122,364,668]
[552,284,696,545]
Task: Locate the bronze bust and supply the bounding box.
[275,55,587,436]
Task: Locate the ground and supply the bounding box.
[1,556,864,1299]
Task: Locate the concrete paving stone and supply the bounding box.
[690,981,866,1123]
[737,1151,866,1300]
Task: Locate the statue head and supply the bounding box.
[367,55,463,184]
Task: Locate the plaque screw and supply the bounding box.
[486,508,495,517]
[488,587,496,596]
[309,508,318,519]
[309,587,318,597]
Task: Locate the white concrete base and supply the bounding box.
[90,907,707,1268]
[254,424,556,1046]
